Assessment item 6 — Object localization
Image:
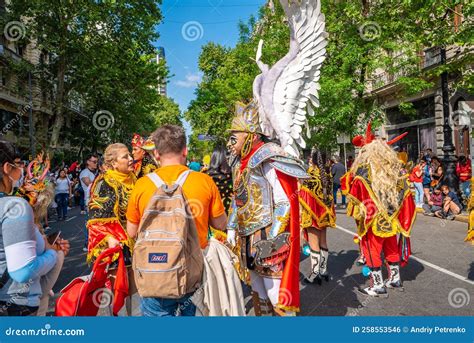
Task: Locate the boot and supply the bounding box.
[251,292,273,316]
[320,248,330,282]
[385,262,404,291]
[356,253,366,266]
[304,249,322,285]
[358,268,388,297]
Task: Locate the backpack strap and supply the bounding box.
[147,172,165,189]
[175,170,192,187]
[147,170,192,195]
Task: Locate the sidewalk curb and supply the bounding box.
[416,208,468,223]
[454,215,469,223]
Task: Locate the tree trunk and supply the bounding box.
[49,12,67,149]
[49,55,66,149]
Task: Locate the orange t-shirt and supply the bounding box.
[126,165,226,248]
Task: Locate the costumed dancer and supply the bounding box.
[87,143,137,315]
[341,124,416,297]
[15,152,51,209]
[131,133,158,179]
[299,149,336,284]
[226,101,307,316]
[226,0,327,315]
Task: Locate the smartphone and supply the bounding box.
[47,231,61,246]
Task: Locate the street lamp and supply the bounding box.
[440,47,458,190]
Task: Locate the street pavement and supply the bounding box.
[46,206,474,316]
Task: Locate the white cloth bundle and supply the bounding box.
[192,237,246,316]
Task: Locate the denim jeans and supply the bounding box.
[83,211,89,248]
[413,182,424,205]
[55,193,69,218]
[140,292,196,317]
[333,183,346,205]
[78,188,85,211]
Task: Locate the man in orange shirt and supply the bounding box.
[126,124,227,316]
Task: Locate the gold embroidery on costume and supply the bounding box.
[299,165,335,230]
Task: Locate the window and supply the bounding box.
[386,96,435,125]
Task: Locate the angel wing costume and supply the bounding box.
[226,0,327,315]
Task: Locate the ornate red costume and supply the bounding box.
[299,150,336,284]
[341,124,416,297]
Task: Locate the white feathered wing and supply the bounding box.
[255,0,328,157]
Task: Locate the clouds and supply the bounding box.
[175,72,202,88]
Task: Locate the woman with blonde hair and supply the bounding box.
[86,143,136,315]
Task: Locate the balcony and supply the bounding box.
[366,45,469,94]
[0,83,29,105]
[0,44,22,63]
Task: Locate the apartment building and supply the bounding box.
[368,45,473,162]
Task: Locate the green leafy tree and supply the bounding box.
[187,0,472,151]
[3,0,180,155]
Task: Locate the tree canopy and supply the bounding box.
[186,0,473,153]
[3,0,181,156]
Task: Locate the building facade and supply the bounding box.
[368,46,473,163]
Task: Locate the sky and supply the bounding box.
[154,0,266,135]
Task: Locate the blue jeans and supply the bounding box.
[333,183,346,205]
[83,211,89,248]
[141,293,196,317]
[55,193,69,218]
[414,182,424,205]
[78,188,85,211]
[461,180,471,199]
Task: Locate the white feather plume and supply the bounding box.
[252,0,328,157]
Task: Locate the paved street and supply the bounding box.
[47,206,474,316]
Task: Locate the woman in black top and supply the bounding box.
[206,145,233,213]
[431,164,444,188]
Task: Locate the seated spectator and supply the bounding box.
[422,187,443,216]
[431,165,444,189]
[435,185,462,220]
[430,156,441,172]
